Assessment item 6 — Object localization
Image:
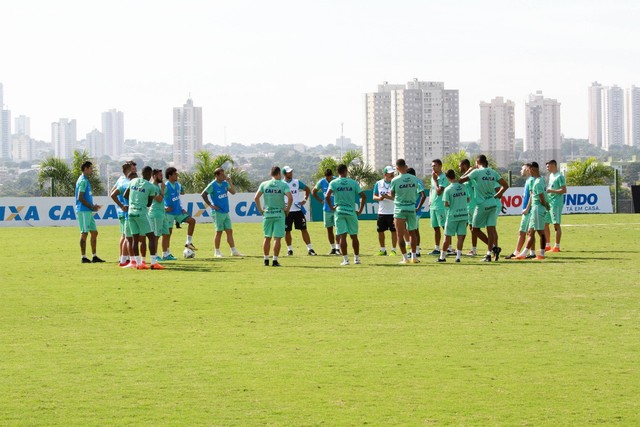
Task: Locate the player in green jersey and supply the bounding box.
[458,158,489,256]
[326,164,366,266]
[254,166,293,267]
[437,169,469,263]
[390,159,423,264]
[544,159,567,252]
[516,162,549,260]
[429,159,448,255]
[505,163,536,259]
[149,169,168,268]
[75,161,105,263]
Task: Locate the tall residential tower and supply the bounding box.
[173,98,203,170]
[524,91,561,162]
[102,109,124,159]
[480,97,515,167]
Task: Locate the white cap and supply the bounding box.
[383,165,395,174]
[282,166,293,174]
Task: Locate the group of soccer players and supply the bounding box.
[75,154,566,268]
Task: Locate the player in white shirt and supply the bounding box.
[372,166,398,256]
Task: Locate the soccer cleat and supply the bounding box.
[335,248,341,255]
[399,258,409,264]
[119,260,130,267]
[354,259,361,265]
[150,263,165,270]
[287,249,293,256]
[545,245,551,252]
[215,253,224,258]
[390,249,397,256]
[436,258,446,263]
[185,243,198,251]
[514,254,526,260]
[535,255,546,260]
[272,260,281,267]
[466,250,477,257]
[92,256,106,263]
[411,257,420,264]
[162,254,177,261]
[481,255,492,262]
[308,249,317,256]
[526,253,537,259]
[82,257,92,264]
[550,247,561,253]
[415,252,421,258]
[231,251,244,257]
[123,262,137,268]
[492,246,502,262]
[329,248,338,255]
[137,262,150,270]
[504,253,516,260]
[341,260,350,266]
[455,258,461,263]
[264,259,270,266]
[376,250,387,256]
[428,250,440,255]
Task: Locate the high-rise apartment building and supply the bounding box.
[86,129,105,159]
[480,97,515,167]
[626,85,640,147]
[364,79,459,177]
[173,98,203,170]
[52,119,77,160]
[524,91,561,162]
[0,83,12,160]
[602,85,625,149]
[102,109,124,159]
[588,82,604,149]
[12,134,33,162]
[14,115,30,137]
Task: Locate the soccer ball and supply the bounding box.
[183,248,196,259]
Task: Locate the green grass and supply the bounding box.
[1,214,639,425]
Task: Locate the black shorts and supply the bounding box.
[377,214,396,232]
[285,210,307,231]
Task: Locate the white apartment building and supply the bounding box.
[0,83,11,160]
[524,91,561,162]
[173,98,203,170]
[588,82,603,149]
[86,129,105,159]
[626,86,640,147]
[364,79,459,177]
[480,97,515,167]
[12,133,33,162]
[602,85,625,149]
[52,119,77,160]
[15,115,30,137]
[102,109,124,159]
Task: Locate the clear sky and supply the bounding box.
[2,0,639,146]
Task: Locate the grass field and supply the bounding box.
[1,214,639,425]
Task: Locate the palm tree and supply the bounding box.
[441,150,470,176]
[38,157,74,197]
[72,150,105,195]
[182,151,253,193]
[313,149,380,189]
[566,157,614,186]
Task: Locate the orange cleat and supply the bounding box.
[150,263,165,270]
[550,247,561,253]
[535,255,546,260]
[514,254,526,260]
[137,262,150,270]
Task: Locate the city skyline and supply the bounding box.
[2,0,639,147]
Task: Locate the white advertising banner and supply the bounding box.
[0,186,613,227]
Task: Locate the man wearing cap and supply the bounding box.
[372,166,398,256]
[282,166,317,256]
[544,159,566,252]
[311,168,340,255]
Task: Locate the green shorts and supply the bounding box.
[77,211,97,233]
[444,218,468,237]
[166,212,191,228]
[335,211,358,236]
[263,215,285,238]
[472,202,498,228]
[149,215,169,237]
[467,202,476,225]
[323,210,335,228]
[519,211,531,233]
[394,209,418,231]
[213,211,232,231]
[127,211,151,236]
[430,208,445,228]
[118,215,127,235]
[528,205,547,231]
[545,204,563,225]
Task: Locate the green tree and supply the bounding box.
[622,162,640,186]
[566,157,614,186]
[72,150,105,196]
[312,149,379,189]
[441,150,470,176]
[38,157,74,196]
[181,151,253,193]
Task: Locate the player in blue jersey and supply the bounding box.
[312,168,341,255]
[201,167,243,257]
[75,161,105,263]
[163,167,197,260]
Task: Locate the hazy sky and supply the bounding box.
[2,0,639,146]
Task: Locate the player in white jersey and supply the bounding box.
[282,166,317,256]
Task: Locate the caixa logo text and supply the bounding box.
[0,204,120,221]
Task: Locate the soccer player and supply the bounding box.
[163,167,197,260]
[124,167,164,269]
[437,169,468,263]
[544,159,567,252]
[75,161,105,263]
[429,159,448,255]
[149,168,169,265]
[505,163,536,259]
[282,166,317,256]
[459,154,509,262]
[372,166,397,256]
[458,159,487,256]
[326,164,366,265]
[400,167,426,257]
[254,166,293,267]
[516,162,549,260]
[390,159,422,264]
[201,167,243,257]
[110,161,135,267]
[311,168,340,255]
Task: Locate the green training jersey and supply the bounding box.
[390,173,421,211]
[148,183,165,219]
[531,177,547,207]
[328,177,361,215]
[463,180,476,208]
[443,182,468,222]
[546,172,566,208]
[429,172,448,210]
[128,178,156,215]
[467,167,502,205]
[258,179,291,218]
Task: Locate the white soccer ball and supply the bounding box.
[183,248,196,259]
